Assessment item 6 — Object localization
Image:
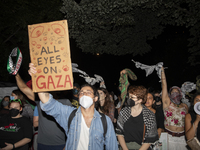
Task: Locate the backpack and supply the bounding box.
[68,109,107,138]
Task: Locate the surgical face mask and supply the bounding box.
[10,108,20,117]
[127,98,135,107]
[10,96,15,100]
[2,101,9,107]
[73,89,79,95]
[79,95,94,109]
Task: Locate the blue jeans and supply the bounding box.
[38,143,65,150]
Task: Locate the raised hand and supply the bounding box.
[28,63,37,76]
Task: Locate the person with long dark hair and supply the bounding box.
[185,92,200,146]
[96,87,115,122]
[145,92,156,113]
[0,96,10,116]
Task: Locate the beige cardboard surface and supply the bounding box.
[28,20,73,92]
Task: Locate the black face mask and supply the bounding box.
[127,98,135,107]
[155,96,161,102]
[10,108,20,117]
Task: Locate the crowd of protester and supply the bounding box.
[0,65,200,150]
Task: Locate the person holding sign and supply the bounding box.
[14,73,67,150]
[28,63,118,150]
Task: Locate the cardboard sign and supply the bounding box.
[28,20,73,92]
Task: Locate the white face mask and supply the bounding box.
[79,95,94,109]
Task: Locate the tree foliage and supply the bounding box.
[0,0,63,81]
[1,0,200,82]
[61,0,200,65]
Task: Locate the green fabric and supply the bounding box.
[119,68,137,107]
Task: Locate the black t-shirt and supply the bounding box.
[0,108,10,116]
[124,111,144,145]
[155,104,165,129]
[0,115,33,150]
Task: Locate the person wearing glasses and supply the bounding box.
[28,62,118,150]
[116,85,158,150]
[0,99,33,150]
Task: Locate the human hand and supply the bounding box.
[120,69,126,75]
[28,63,37,76]
[1,142,13,150]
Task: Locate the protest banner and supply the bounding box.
[28,20,73,92]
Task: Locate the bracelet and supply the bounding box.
[13,143,15,149]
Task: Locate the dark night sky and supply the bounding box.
[9,25,200,95]
[68,25,200,94]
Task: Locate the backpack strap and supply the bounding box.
[99,112,107,138]
[68,109,77,133]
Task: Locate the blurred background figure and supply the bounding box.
[145,91,156,113]
[71,83,80,108]
[0,96,10,116]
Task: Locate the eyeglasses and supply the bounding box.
[79,91,94,96]
[10,99,22,105]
